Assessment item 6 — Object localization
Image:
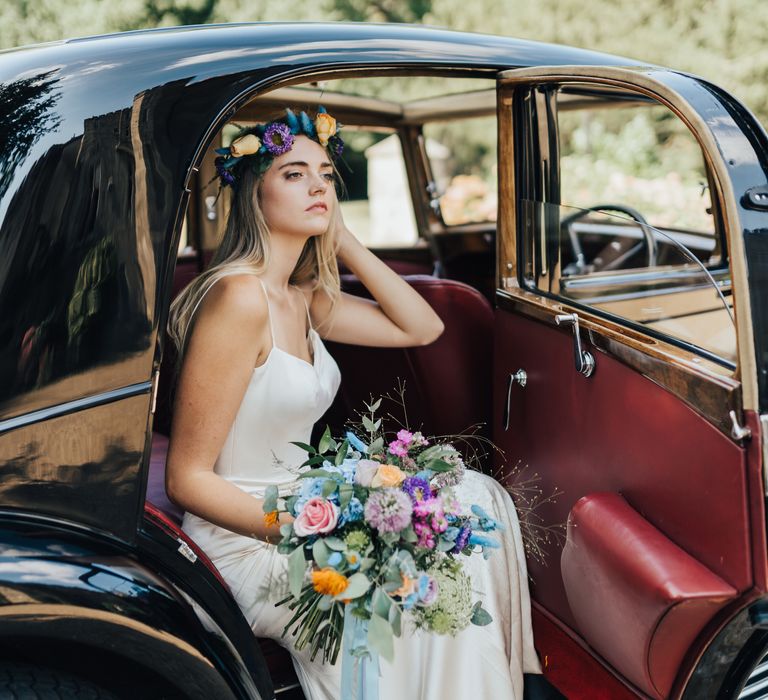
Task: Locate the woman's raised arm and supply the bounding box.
[165,274,291,542]
[308,225,445,347]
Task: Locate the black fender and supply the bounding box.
[682,599,768,700]
[0,513,271,699]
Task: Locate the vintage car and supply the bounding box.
[1,20,768,700]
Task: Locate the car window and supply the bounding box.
[423,115,497,226]
[519,86,735,366]
[336,128,418,248]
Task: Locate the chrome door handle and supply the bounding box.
[503,369,527,431]
[555,313,595,377]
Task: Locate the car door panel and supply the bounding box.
[493,304,753,697]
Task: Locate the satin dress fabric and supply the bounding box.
[181,275,542,699]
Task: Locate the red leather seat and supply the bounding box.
[320,274,494,453]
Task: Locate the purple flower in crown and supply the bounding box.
[263,122,294,156]
[214,156,236,187]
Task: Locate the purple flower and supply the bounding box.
[215,157,236,186]
[413,497,448,534]
[397,429,413,445]
[402,476,432,504]
[413,521,436,549]
[364,488,413,533]
[388,440,408,457]
[263,122,294,156]
[417,573,438,606]
[451,525,471,553]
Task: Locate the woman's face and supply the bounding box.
[258,134,336,240]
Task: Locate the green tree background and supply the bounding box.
[1,0,766,125]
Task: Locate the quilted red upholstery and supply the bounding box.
[560,492,737,698]
[320,274,494,449]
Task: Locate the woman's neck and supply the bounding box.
[261,231,310,292]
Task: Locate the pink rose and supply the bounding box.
[294,497,339,536]
[355,459,381,487]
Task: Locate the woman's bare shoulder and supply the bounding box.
[197,273,269,324]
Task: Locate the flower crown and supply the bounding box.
[214,106,344,188]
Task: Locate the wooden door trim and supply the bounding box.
[496,289,741,438]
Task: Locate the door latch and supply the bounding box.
[503,369,527,431]
[555,313,595,377]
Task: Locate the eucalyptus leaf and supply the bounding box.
[288,547,307,599]
[322,480,338,498]
[298,468,335,479]
[373,418,381,430]
[302,455,328,467]
[335,572,371,600]
[262,484,279,513]
[437,538,456,552]
[371,398,382,412]
[290,441,317,454]
[313,539,330,568]
[339,483,353,510]
[369,437,384,454]
[367,613,394,662]
[426,458,454,473]
[372,586,392,618]
[324,536,346,551]
[360,557,376,571]
[388,602,402,636]
[416,445,441,463]
[334,439,349,466]
[401,525,417,543]
[362,415,375,433]
[280,523,294,538]
[318,425,333,453]
[471,602,493,626]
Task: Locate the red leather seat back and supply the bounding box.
[321,274,494,453]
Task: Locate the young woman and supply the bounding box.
[165,109,541,699]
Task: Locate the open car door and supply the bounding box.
[493,66,768,699]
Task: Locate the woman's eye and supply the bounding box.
[285,171,302,180]
[323,173,336,182]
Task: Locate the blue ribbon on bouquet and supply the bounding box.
[341,606,380,700]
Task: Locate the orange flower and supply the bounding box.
[393,573,415,598]
[311,567,349,596]
[264,511,279,527]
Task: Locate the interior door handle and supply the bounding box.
[503,369,527,431]
[555,313,596,377]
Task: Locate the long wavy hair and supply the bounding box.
[168,161,342,366]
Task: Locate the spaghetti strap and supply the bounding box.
[256,277,276,349]
[297,288,313,336]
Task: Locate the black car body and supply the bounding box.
[1,21,768,700]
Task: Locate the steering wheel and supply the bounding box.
[560,204,658,275]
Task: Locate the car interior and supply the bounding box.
[143,72,737,696]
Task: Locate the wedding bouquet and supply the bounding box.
[262,397,503,684]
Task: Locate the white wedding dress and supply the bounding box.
[181,276,542,699]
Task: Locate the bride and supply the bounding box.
[165,108,542,699]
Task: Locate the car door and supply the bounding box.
[493,66,768,700]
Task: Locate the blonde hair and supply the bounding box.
[168,162,342,365]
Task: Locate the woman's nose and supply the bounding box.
[308,172,328,193]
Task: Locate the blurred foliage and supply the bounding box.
[1,0,765,125]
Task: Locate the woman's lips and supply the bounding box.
[306,202,327,212]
